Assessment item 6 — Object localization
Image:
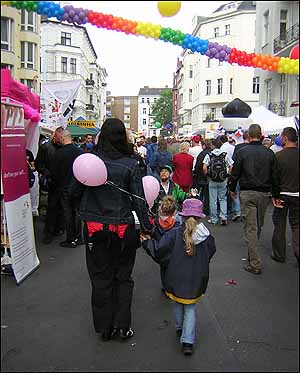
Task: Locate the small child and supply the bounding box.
[142,198,216,356]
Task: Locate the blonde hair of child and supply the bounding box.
[183,216,201,256]
[159,195,176,217]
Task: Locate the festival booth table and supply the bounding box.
[1,69,40,284]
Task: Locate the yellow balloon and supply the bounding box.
[157,1,181,17]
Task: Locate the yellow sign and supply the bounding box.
[68,120,95,128]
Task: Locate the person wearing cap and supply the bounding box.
[151,165,188,215]
[35,126,65,244]
[141,198,216,356]
[189,135,203,171]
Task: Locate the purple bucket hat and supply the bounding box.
[179,198,206,218]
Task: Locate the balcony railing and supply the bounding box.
[86,104,95,111]
[86,79,95,87]
[268,101,286,116]
[273,22,299,54]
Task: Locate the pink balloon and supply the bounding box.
[73,153,107,186]
[142,176,160,208]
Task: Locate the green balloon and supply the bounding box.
[155,122,162,129]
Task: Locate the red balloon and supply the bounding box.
[289,44,299,60]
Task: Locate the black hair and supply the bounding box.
[151,135,157,143]
[219,135,228,144]
[211,138,222,149]
[282,127,298,143]
[95,118,130,157]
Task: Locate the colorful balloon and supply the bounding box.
[289,44,299,60]
[142,176,160,208]
[157,1,181,17]
[73,154,108,187]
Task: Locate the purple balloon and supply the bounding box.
[69,9,75,17]
[73,15,79,23]
[226,47,232,54]
[224,55,229,61]
[62,13,69,21]
[210,48,217,55]
[208,42,214,48]
[217,45,223,51]
[64,5,71,12]
[219,50,226,58]
[205,50,211,57]
[215,52,220,59]
[83,16,88,23]
[79,11,85,20]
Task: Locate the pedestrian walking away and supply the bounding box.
[69,118,153,342]
[141,198,216,356]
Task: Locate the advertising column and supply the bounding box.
[1,101,40,284]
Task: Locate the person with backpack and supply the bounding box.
[203,138,233,225]
[172,142,194,192]
[149,138,173,180]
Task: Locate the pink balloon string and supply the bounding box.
[105,181,147,203]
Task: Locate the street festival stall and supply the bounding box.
[1,69,40,283]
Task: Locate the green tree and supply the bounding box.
[151,89,173,126]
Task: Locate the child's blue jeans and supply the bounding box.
[173,302,196,344]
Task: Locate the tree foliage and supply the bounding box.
[150,90,173,125]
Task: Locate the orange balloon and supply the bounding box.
[272,62,278,70]
[257,61,263,67]
[252,57,258,65]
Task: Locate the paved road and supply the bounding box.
[1,204,299,372]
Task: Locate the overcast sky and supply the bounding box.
[71,1,228,96]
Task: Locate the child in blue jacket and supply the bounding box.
[141,198,216,356]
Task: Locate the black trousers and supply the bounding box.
[199,183,209,215]
[61,190,81,242]
[272,195,299,261]
[84,224,139,333]
[44,186,64,235]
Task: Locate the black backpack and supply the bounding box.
[207,152,228,182]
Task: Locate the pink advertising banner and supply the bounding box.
[1,101,40,284]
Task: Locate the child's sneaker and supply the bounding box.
[182,342,193,355]
[119,328,134,340]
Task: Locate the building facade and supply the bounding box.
[255,1,299,117]
[1,5,41,93]
[138,86,171,137]
[40,19,107,127]
[109,96,138,131]
[173,1,259,136]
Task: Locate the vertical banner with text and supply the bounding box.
[1,101,40,284]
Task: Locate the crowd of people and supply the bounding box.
[26,118,298,356]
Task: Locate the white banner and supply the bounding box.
[41,80,81,129]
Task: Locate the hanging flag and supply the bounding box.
[41,80,81,129]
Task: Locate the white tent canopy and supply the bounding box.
[249,106,298,135]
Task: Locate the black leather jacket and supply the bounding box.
[35,140,62,178]
[69,150,152,233]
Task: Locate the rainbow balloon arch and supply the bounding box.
[1,1,299,75]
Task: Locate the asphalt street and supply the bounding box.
[1,203,299,372]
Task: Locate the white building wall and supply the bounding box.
[190,7,259,133]
[138,94,161,137]
[255,1,299,117]
[40,21,107,127]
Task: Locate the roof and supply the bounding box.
[41,19,98,60]
[213,1,256,14]
[138,87,172,96]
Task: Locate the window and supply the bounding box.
[61,57,67,73]
[70,58,76,74]
[61,32,71,46]
[280,10,288,40]
[21,41,36,69]
[21,10,36,32]
[225,24,230,35]
[265,79,272,107]
[143,119,147,125]
[124,98,130,106]
[141,98,145,103]
[179,93,183,108]
[90,73,93,80]
[142,108,147,114]
[207,58,211,68]
[206,80,211,95]
[189,89,192,102]
[124,106,130,114]
[1,17,12,51]
[263,10,269,45]
[214,27,219,38]
[189,65,193,78]
[252,76,259,94]
[146,98,150,104]
[89,95,93,104]
[230,78,233,94]
[1,63,13,74]
[211,108,216,121]
[217,78,223,94]
[20,79,34,90]
[154,97,157,102]
[280,74,286,102]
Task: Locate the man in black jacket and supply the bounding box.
[35,126,64,244]
[229,124,279,275]
[54,130,84,248]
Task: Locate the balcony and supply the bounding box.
[273,22,299,54]
[268,101,286,117]
[86,104,95,112]
[86,79,95,87]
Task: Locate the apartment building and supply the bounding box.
[255,1,299,117]
[1,5,41,93]
[40,19,107,127]
[173,1,259,135]
[109,96,138,131]
[138,86,172,137]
